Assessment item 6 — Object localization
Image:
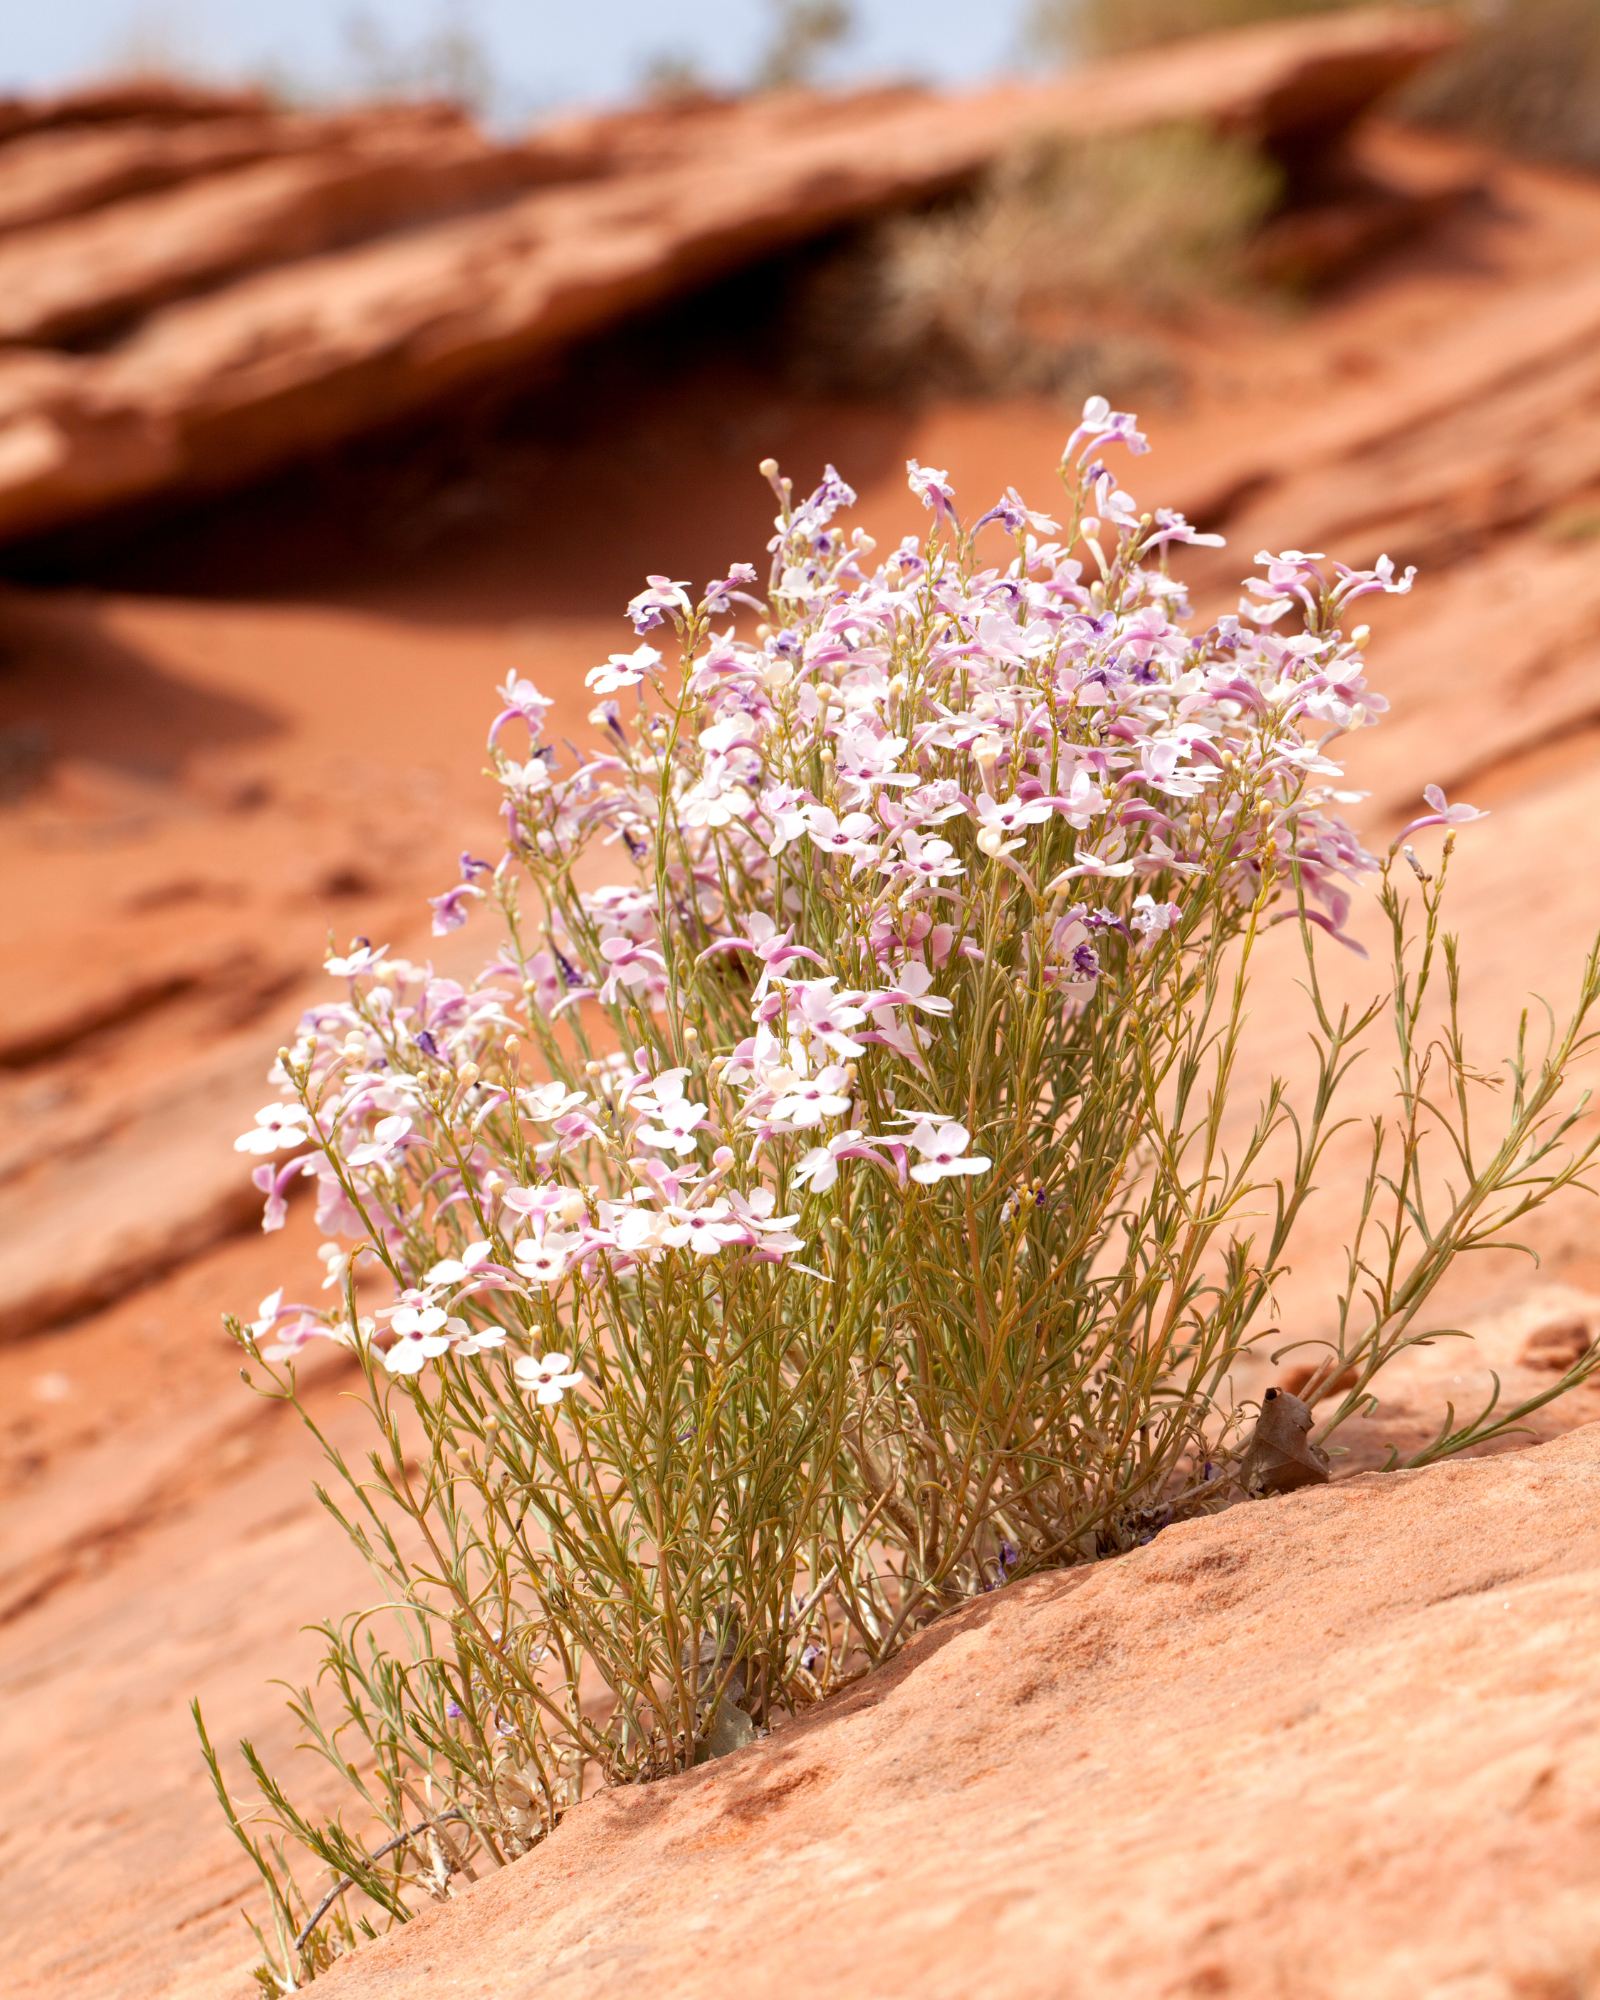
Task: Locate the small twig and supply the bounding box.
[292,1809,467,1956]
[787,1565,839,1629]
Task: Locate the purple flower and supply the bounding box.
[626,575,692,633]
[597,937,668,1006]
[1391,784,1488,853]
[1129,895,1182,951]
[429,884,483,936]
[487,672,551,749]
[973,487,1060,537]
[587,643,661,694]
[1332,553,1417,607]
[704,562,761,613]
[786,467,858,551]
[1144,506,1223,551]
[251,1157,303,1233]
[906,459,958,533]
[1065,394,1149,465]
[908,1120,990,1184]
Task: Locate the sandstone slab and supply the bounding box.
[0,110,560,347]
[0,78,272,148]
[313,1422,1600,2000]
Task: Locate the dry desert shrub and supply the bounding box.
[1029,0,1388,60]
[790,124,1280,402]
[1403,0,1600,174]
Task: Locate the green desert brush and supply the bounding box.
[791,124,1278,402]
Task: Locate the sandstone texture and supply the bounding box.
[0,10,1452,547]
[8,24,1600,2000]
[316,1421,1600,2000]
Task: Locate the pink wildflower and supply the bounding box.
[908,1121,991,1184]
[514,1351,584,1405]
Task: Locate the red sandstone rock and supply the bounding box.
[0,117,314,238]
[0,10,1454,547]
[0,114,575,347]
[0,77,272,147]
[0,1021,300,1343]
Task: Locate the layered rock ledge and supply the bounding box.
[0,9,1452,550]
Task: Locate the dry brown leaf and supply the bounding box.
[1238,1386,1331,1496]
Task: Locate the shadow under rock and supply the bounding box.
[0,587,283,785]
[0,253,922,624]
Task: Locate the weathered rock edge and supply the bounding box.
[0,9,1453,550]
[312,1422,1600,2000]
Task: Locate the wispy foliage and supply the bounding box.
[757,0,856,89]
[1405,0,1600,175]
[1029,0,1397,61]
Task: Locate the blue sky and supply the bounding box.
[6,3,1051,123]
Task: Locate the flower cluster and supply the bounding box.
[226,400,1600,1994]
[236,397,1415,1403]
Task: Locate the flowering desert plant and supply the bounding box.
[202,401,1600,1988]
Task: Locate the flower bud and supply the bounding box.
[458,1062,481,1087]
